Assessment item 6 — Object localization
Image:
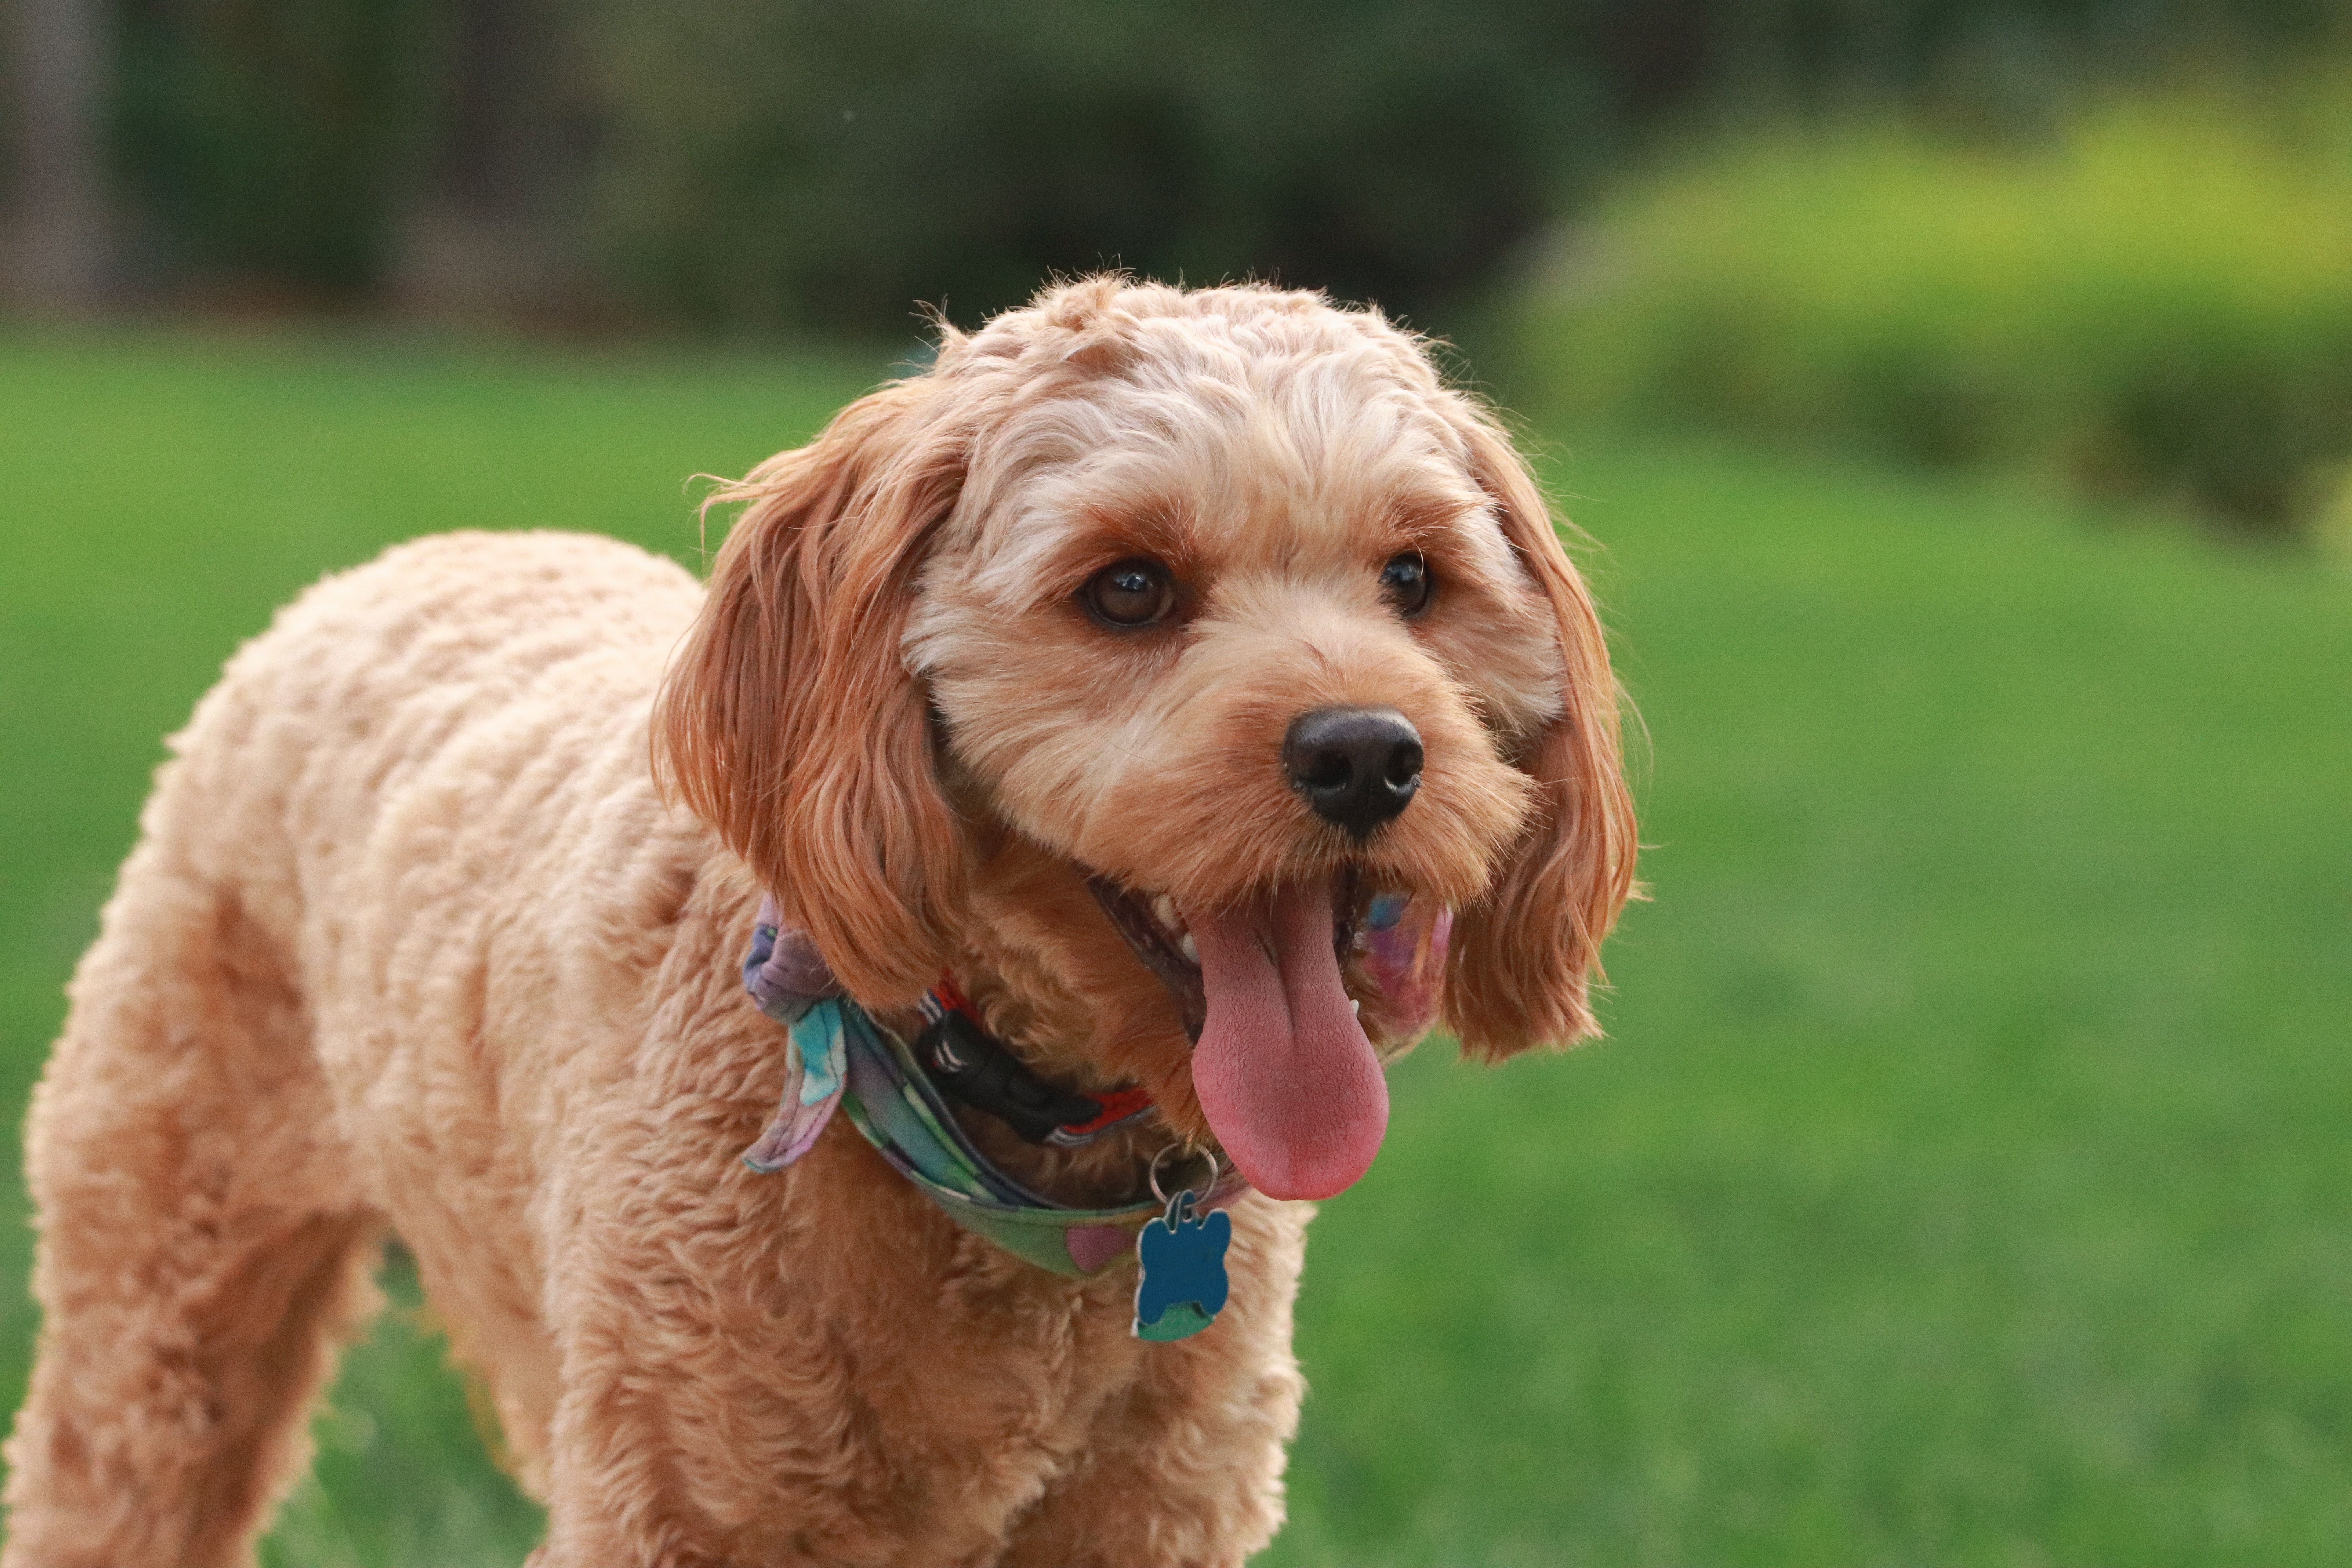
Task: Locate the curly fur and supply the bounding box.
[4,278,1634,1567]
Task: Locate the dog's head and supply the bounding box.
[656,278,1635,1200]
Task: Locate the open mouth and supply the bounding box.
[1088,870,1393,1201]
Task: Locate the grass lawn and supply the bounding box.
[2,327,2347,1566]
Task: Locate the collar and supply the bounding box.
[737,903,1243,1280]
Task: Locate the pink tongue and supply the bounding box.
[1189,881,1390,1200]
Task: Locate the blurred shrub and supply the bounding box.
[1515,83,2352,535]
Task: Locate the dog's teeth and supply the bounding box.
[1178,931,1199,964]
[1351,998,1361,1018]
[1153,894,1178,932]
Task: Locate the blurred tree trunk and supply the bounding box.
[9,0,112,309]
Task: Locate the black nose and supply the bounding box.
[1283,706,1423,839]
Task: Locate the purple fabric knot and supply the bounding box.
[742,895,842,1024]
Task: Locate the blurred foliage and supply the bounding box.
[115,0,446,293]
[1513,74,2352,536]
[97,0,2352,331]
[583,0,1623,332]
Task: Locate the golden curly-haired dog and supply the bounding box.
[4,278,1634,1566]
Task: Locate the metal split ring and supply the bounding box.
[1147,1143,1220,1205]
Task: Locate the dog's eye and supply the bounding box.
[1380,552,1433,617]
[1082,558,1178,628]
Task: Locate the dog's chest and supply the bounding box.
[714,1239,1166,1558]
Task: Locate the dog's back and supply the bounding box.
[4,530,713,1565]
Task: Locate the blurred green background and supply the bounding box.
[4,3,2351,1564]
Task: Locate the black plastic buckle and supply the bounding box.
[914,1011,1101,1144]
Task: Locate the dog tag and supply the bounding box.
[1132,1189,1231,1341]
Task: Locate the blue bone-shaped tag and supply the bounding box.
[1133,1190,1231,1341]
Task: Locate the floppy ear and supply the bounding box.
[652,380,970,1009]
[1442,406,1639,1061]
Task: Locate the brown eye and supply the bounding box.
[1082,557,1177,628]
[1380,551,1433,617]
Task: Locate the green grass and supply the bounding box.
[3,329,2348,1566]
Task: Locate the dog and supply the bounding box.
[2,277,1634,1567]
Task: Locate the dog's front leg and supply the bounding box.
[998,1197,1310,1568]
